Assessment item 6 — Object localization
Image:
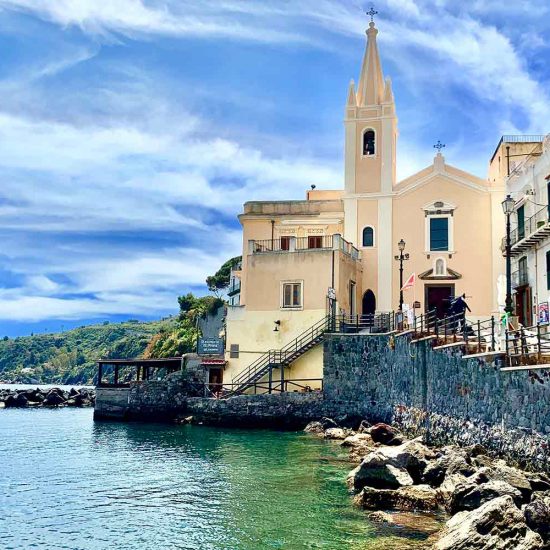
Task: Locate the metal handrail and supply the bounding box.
[510,205,549,247]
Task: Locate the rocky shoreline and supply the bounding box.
[305,418,550,549]
[0,387,95,408]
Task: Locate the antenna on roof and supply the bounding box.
[311,184,316,190]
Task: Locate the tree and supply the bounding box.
[206,256,242,296]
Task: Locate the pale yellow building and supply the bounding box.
[220,19,504,392]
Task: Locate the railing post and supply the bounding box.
[537,324,542,362]
[444,315,447,341]
[491,316,495,352]
[289,236,297,252]
[356,313,359,333]
[280,365,284,393]
[268,363,273,394]
[248,239,255,254]
[477,320,481,353]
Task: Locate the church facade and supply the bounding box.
[220,19,507,389]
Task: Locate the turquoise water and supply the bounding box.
[0,408,380,549]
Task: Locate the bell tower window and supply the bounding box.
[362,129,376,156]
[362,226,375,247]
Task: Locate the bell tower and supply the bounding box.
[343,10,397,313]
[344,17,397,196]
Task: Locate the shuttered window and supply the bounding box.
[430,218,449,251]
[282,282,302,309]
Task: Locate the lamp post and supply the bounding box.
[394,239,410,311]
[502,195,515,315]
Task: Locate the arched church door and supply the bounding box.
[362,290,376,315]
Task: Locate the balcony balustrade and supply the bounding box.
[502,205,550,257]
[248,234,361,260]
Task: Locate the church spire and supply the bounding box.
[356,19,385,107]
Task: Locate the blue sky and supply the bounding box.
[0,0,548,337]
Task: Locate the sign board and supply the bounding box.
[413,301,421,309]
[198,338,224,356]
[327,287,336,300]
[539,302,549,324]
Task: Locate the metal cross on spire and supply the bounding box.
[366,5,378,23]
[434,140,446,152]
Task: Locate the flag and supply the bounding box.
[401,273,415,292]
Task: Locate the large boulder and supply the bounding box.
[4,393,28,407]
[370,423,403,445]
[477,460,533,502]
[436,473,470,509]
[347,439,435,491]
[348,456,414,491]
[43,391,66,407]
[341,433,373,448]
[424,447,475,487]
[324,427,349,440]
[354,484,438,512]
[434,495,543,550]
[449,479,523,514]
[23,389,44,403]
[304,421,325,436]
[524,492,550,543]
[525,472,550,493]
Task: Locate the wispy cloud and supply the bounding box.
[0,0,548,329]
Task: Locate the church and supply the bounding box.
[219,17,507,389]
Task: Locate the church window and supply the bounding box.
[362,129,376,156]
[430,218,449,251]
[362,226,375,247]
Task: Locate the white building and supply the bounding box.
[503,135,550,326]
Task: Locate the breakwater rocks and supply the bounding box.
[0,387,95,408]
[306,419,550,549]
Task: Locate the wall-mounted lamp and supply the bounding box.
[273,320,281,332]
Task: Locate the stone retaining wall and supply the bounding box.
[323,333,550,470]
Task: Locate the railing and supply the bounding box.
[249,234,360,260]
[510,205,549,247]
[502,135,545,144]
[331,313,397,334]
[204,378,324,397]
[251,236,333,253]
[512,268,529,288]
[227,280,241,296]
[505,324,550,367]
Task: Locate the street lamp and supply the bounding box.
[502,194,515,315]
[394,239,410,311]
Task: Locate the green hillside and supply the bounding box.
[0,318,177,386]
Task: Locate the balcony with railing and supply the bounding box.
[227,280,241,297]
[505,206,550,256]
[512,267,529,289]
[248,234,361,261]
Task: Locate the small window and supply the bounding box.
[280,236,291,251]
[435,258,445,276]
[430,218,449,251]
[362,226,374,247]
[282,282,302,309]
[230,344,239,358]
[308,236,322,249]
[363,129,375,156]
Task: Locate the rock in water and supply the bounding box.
[354,485,438,512]
[324,427,349,440]
[435,495,543,550]
[348,451,414,491]
[370,423,403,445]
[43,391,66,407]
[304,421,325,435]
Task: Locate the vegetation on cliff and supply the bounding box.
[0,318,176,385]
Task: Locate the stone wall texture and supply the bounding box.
[323,333,550,471]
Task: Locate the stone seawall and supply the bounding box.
[323,333,550,471]
[94,332,550,469]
